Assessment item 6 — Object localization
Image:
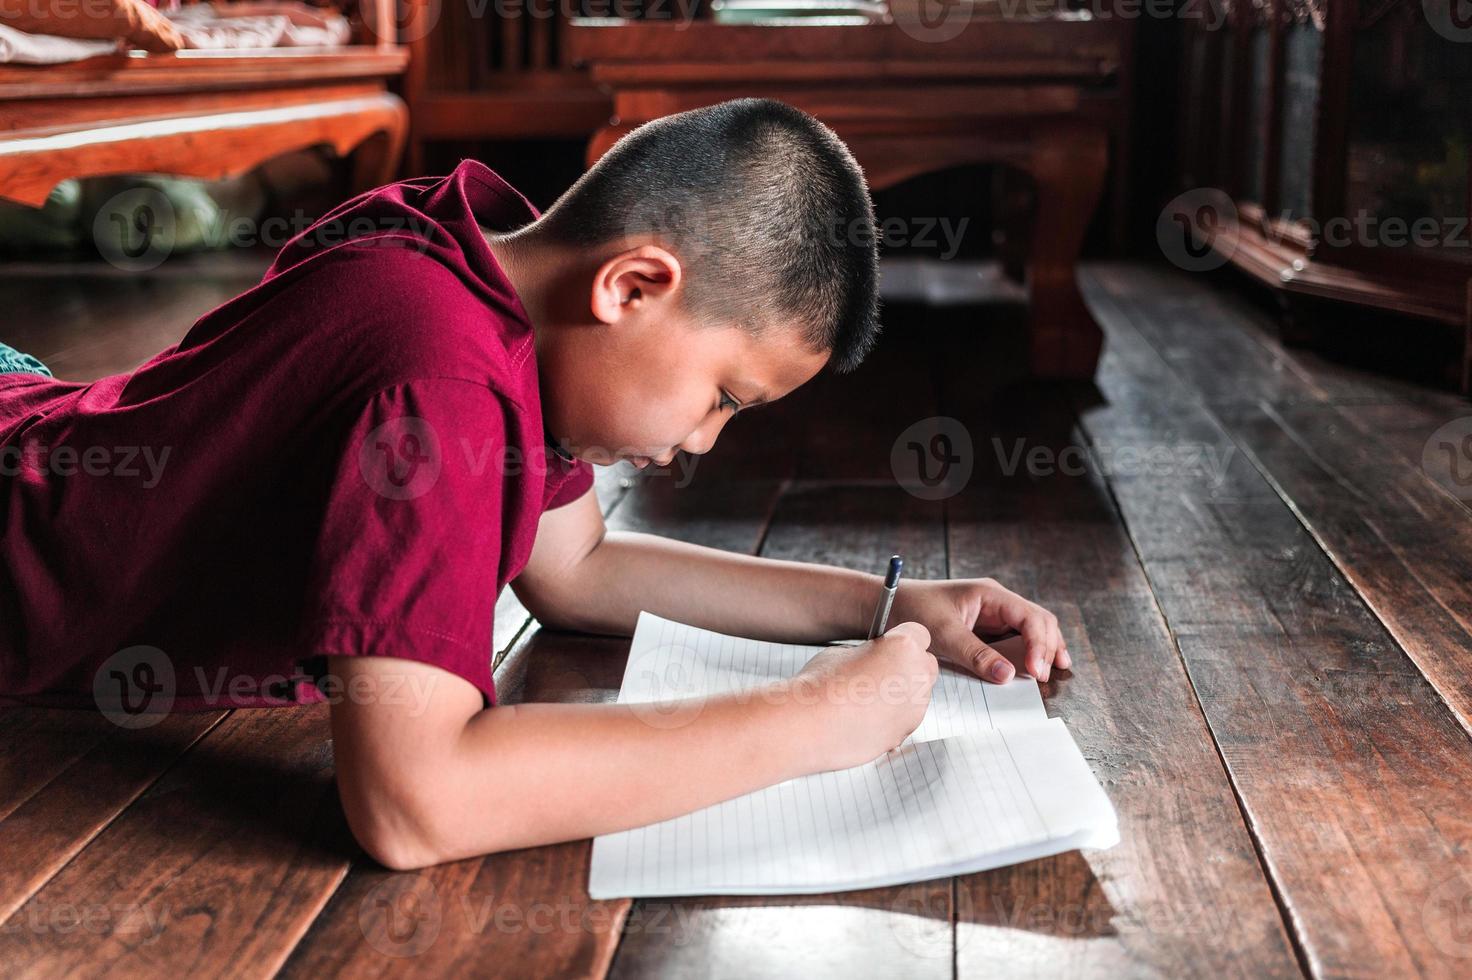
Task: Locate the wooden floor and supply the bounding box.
[2,256,1471,978]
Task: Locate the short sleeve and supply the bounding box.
[298,379,516,705]
[546,458,594,510]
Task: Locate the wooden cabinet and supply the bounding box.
[1174,0,1472,391]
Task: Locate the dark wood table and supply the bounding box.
[564,16,1133,382]
[3,256,1472,976]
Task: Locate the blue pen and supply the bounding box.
[866,555,904,640]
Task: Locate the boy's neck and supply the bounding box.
[482,226,574,461]
[482,227,550,352]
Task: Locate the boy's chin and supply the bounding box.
[547,439,664,468]
[570,446,624,467]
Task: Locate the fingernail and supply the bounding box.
[1041,665,1051,682]
[990,661,1013,683]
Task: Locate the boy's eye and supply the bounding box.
[718,390,742,414]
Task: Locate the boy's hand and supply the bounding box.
[788,621,938,772]
[889,578,1071,684]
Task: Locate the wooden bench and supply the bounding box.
[0,2,409,208]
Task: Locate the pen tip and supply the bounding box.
[885,555,903,587]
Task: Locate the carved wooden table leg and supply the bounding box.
[586,122,633,168]
[1020,121,1107,379]
[347,93,409,193]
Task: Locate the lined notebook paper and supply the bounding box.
[587,613,1119,898]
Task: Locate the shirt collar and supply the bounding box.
[547,432,575,462]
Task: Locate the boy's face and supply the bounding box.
[539,245,829,467]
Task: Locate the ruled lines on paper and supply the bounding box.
[591,723,1059,897]
[587,613,1118,899]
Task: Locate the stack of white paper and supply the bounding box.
[588,612,1118,898]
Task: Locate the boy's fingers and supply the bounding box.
[953,632,1015,685]
[999,594,1050,676]
[1020,613,1052,681]
[882,620,931,652]
[1033,609,1067,681]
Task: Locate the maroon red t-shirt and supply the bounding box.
[0,159,593,712]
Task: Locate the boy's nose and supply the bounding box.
[680,412,730,456]
[680,434,714,456]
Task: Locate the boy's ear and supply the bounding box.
[590,245,683,326]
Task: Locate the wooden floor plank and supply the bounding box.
[1077,274,1472,978]
[1215,400,1472,737]
[0,711,226,927]
[924,309,1303,979]
[1328,400,1472,516]
[1079,265,1472,512]
[0,706,349,977]
[1082,265,1467,412]
[1084,266,1472,739]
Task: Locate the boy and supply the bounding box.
[0,99,1069,870]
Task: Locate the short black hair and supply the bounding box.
[534,98,881,374]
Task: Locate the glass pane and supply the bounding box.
[1244,27,1271,205]
[1277,25,1322,221]
[1219,24,1236,191]
[1183,29,1213,184]
[1346,13,1472,241]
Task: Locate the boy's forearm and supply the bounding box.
[424,680,815,863]
[552,530,882,643]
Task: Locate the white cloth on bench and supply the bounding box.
[0,22,121,64]
[165,3,350,50]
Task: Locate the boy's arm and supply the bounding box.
[327,624,937,870]
[512,483,874,643]
[512,484,1071,683]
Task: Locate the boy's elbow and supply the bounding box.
[512,515,609,633]
[360,832,429,872]
[329,657,523,869]
[344,790,447,871]
[513,580,592,633]
[352,805,526,871]
[528,601,590,634]
[340,766,523,870]
[337,756,460,870]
